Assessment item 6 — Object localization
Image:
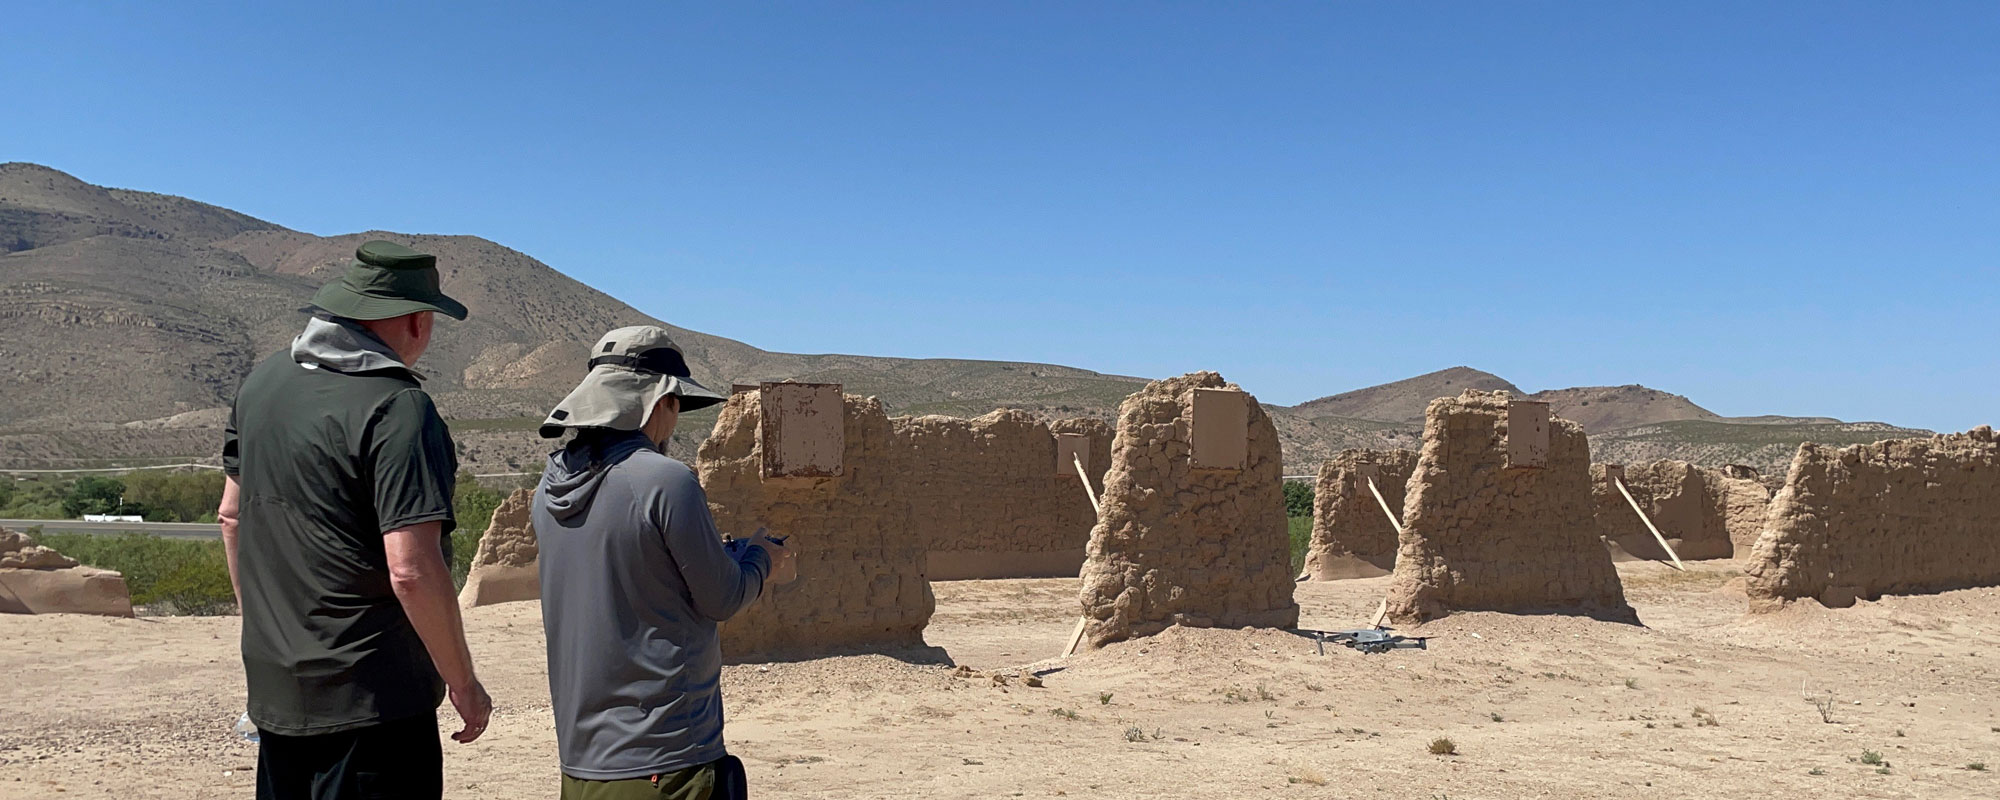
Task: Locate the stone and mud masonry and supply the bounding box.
[458,487,538,609]
[0,527,133,617]
[1385,390,1636,625]
[1747,426,2000,611]
[697,384,935,662]
[1591,460,1771,562]
[1077,372,1298,649]
[904,412,1110,581]
[1300,448,1417,580]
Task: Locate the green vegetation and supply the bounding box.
[1860,750,1886,767]
[36,532,235,615]
[1283,480,1314,518]
[449,471,510,589]
[1287,516,1312,574]
[2,469,223,522]
[1428,737,1458,755]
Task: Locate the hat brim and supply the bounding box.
[308,283,470,321]
[539,366,727,438]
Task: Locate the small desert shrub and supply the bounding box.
[1967,762,1987,772]
[1099,692,1113,705]
[1256,683,1275,701]
[1624,677,1639,689]
[1428,737,1457,755]
[1287,767,1327,786]
[1123,726,1146,743]
[1692,707,1719,727]
[1049,707,1078,721]
[1489,712,1504,723]
[1860,750,1886,766]
[1807,768,1826,776]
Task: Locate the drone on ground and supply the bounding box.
[1314,626,1430,655]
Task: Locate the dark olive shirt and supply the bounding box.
[223,347,457,735]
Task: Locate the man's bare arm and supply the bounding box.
[385,522,492,743]
[218,476,242,609]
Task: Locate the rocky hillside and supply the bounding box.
[0,163,1934,475]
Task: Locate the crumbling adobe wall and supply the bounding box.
[906,411,1109,581]
[1592,461,1735,562]
[1386,391,1634,624]
[0,528,133,617]
[1746,427,2000,610]
[1077,372,1298,649]
[457,487,539,608]
[1713,466,1774,556]
[697,390,935,662]
[1302,449,1417,580]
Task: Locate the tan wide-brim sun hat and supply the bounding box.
[540,326,726,439]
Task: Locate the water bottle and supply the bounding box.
[234,712,260,743]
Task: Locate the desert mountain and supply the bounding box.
[0,163,1930,474]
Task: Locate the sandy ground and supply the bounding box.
[4,559,1999,799]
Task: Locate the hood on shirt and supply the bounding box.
[541,429,657,521]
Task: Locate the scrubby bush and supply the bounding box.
[1283,480,1314,519]
[1287,516,1312,573]
[122,469,226,523]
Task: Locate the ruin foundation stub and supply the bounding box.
[1385,391,1636,624]
[1077,372,1298,649]
[1302,449,1418,580]
[0,528,133,617]
[697,385,935,662]
[457,487,540,608]
[1746,427,2000,611]
[910,411,1111,581]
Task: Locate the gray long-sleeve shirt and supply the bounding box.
[533,430,770,780]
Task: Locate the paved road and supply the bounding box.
[1,518,221,540]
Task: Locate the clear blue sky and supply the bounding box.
[7,2,1995,431]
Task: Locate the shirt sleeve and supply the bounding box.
[221,402,241,477]
[366,388,459,536]
[654,462,768,621]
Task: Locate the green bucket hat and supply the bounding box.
[539,326,727,438]
[307,240,469,321]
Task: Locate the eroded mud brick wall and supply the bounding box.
[1591,461,1735,561]
[1713,466,1775,555]
[458,487,539,608]
[697,387,934,661]
[904,411,1110,580]
[1078,372,1298,648]
[1302,449,1417,580]
[1386,391,1634,624]
[1746,427,2000,610]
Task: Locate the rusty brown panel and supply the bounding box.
[1189,387,1248,471]
[758,382,844,478]
[1506,400,1551,469]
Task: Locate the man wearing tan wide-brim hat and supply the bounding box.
[532,325,796,800]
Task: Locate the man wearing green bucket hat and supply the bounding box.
[219,240,490,800]
[533,325,796,800]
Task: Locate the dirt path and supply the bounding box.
[3,559,1998,798]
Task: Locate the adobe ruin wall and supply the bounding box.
[905,412,1110,580]
[1386,391,1635,624]
[1746,427,2000,610]
[0,528,133,617]
[697,388,935,662]
[457,487,540,609]
[1077,372,1298,649]
[1301,449,1417,580]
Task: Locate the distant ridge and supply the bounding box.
[0,162,1932,474]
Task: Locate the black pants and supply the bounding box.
[256,711,443,800]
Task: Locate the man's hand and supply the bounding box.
[448,679,493,743]
[751,533,799,586]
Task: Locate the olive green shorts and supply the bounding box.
[560,757,740,800]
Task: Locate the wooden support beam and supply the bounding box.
[1615,477,1685,571]
[1074,453,1100,516]
[1365,476,1403,535]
